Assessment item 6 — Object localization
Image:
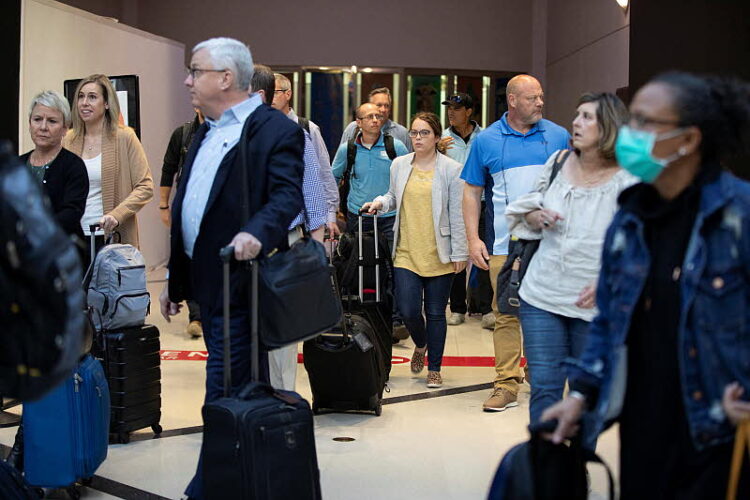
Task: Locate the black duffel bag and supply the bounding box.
[258,234,342,348]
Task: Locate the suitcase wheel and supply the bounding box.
[152,424,163,435]
[374,402,382,416]
[66,485,81,500]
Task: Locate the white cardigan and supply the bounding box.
[374,152,468,264]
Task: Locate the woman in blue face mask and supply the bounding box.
[542,72,750,498]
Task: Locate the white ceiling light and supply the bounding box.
[615,0,629,10]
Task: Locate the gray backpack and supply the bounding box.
[87,243,150,331]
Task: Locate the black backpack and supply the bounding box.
[338,134,397,215]
[0,141,85,401]
[488,420,614,500]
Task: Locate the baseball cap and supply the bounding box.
[442,93,474,109]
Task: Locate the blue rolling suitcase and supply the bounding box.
[22,354,110,489]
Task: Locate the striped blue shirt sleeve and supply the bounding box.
[289,132,328,231]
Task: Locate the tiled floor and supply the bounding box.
[0,275,620,499]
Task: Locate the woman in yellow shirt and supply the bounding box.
[363,112,467,388]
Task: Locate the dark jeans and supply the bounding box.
[185,302,269,499]
[519,298,596,450]
[449,269,468,314]
[394,267,453,372]
[451,267,493,315]
[187,299,201,323]
[468,266,493,314]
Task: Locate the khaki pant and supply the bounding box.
[489,255,523,394]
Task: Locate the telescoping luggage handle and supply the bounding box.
[219,247,260,397]
[83,223,118,288]
[357,211,380,303]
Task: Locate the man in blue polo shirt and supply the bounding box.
[461,74,570,412]
[332,102,408,246]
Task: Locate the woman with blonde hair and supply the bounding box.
[362,111,467,388]
[64,74,153,264]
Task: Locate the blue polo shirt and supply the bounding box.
[331,132,408,217]
[461,113,570,255]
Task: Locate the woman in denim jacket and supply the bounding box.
[543,72,750,498]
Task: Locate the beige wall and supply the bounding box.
[21,0,192,270]
[543,0,629,127]
[131,0,534,72]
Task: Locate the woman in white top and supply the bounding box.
[362,112,467,389]
[63,74,153,267]
[505,92,635,428]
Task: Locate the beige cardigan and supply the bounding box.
[64,126,154,248]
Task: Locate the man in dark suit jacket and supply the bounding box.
[158,37,304,500]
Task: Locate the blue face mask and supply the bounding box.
[615,125,687,183]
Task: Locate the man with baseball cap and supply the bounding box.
[440,93,494,329]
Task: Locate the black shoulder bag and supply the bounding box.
[238,121,342,349]
[496,150,570,316]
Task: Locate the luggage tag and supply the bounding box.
[352,331,373,352]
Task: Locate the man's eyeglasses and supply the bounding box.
[357,113,384,121]
[274,89,290,94]
[185,67,227,79]
[408,129,433,138]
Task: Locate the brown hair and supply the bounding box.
[70,74,121,140]
[412,112,447,154]
[575,92,628,161]
[368,87,392,102]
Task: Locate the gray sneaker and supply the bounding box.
[481,312,496,330]
[447,313,465,325]
[482,388,518,412]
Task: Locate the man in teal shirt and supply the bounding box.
[331,102,408,248]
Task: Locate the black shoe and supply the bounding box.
[392,322,409,340]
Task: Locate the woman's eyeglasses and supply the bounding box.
[408,129,433,138]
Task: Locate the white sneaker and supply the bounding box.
[447,313,465,325]
[481,312,496,330]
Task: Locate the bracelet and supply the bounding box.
[159,206,170,210]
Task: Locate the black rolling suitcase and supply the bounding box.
[202,247,321,500]
[333,214,393,379]
[303,221,388,416]
[94,325,162,444]
[86,227,163,444]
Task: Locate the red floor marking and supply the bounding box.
[160,350,526,367]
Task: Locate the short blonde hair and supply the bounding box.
[70,74,121,139]
[29,90,72,128]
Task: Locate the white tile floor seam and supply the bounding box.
[0,275,621,499]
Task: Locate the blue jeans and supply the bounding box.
[519,299,597,449]
[394,267,453,372]
[185,303,270,499]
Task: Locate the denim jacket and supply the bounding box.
[567,171,750,451]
